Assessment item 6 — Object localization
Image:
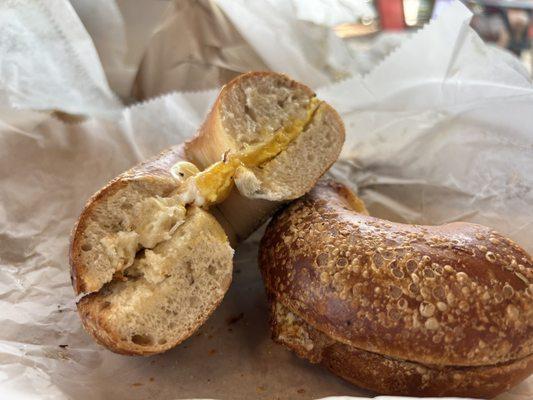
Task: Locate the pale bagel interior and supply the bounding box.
[72,171,234,354]
[243,102,344,200]
[75,178,187,293]
[185,72,345,203]
[220,73,314,146]
[78,207,232,354]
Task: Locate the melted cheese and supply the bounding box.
[102,99,320,287]
[100,231,139,273]
[191,97,321,206]
[131,196,186,248]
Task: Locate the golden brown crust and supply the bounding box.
[322,342,533,398]
[268,295,533,398]
[69,145,187,294]
[259,181,533,368]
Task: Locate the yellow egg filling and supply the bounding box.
[193,97,321,206]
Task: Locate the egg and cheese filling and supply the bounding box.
[189,97,321,206]
[99,98,321,282]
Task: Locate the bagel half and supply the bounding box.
[70,72,345,355]
[186,71,344,241]
[259,180,533,397]
[70,146,235,355]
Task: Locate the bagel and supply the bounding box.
[70,72,345,355]
[259,180,533,397]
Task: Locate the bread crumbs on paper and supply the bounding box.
[226,312,244,325]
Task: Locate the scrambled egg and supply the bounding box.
[100,99,320,280]
[191,97,321,206]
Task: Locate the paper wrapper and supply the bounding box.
[0,0,122,120]
[131,0,366,98]
[0,1,531,399]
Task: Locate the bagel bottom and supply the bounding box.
[269,295,533,398]
[77,207,233,355]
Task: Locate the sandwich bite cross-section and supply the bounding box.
[69,72,345,355]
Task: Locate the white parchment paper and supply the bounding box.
[319,3,533,252]
[0,1,531,399]
[0,0,121,119]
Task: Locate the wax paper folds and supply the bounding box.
[0,1,531,399]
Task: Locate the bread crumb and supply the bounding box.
[226,312,244,325]
[132,382,142,387]
[208,349,217,356]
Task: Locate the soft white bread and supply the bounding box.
[70,72,345,355]
[71,146,191,294]
[186,72,344,201]
[259,180,533,398]
[71,145,234,355]
[78,207,232,355]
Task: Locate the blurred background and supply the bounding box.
[108,0,533,103]
[334,0,533,75]
[335,0,533,74]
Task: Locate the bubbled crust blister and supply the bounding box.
[259,181,533,367]
[268,295,533,398]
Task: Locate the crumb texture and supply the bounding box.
[220,72,314,146]
[244,102,344,200]
[75,178,180,294]
[186,72,345,203]
[79,207,233,354]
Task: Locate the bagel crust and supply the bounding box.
[259,180,533,397]
[268,296,533,398]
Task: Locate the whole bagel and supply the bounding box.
[259,180,533,398]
